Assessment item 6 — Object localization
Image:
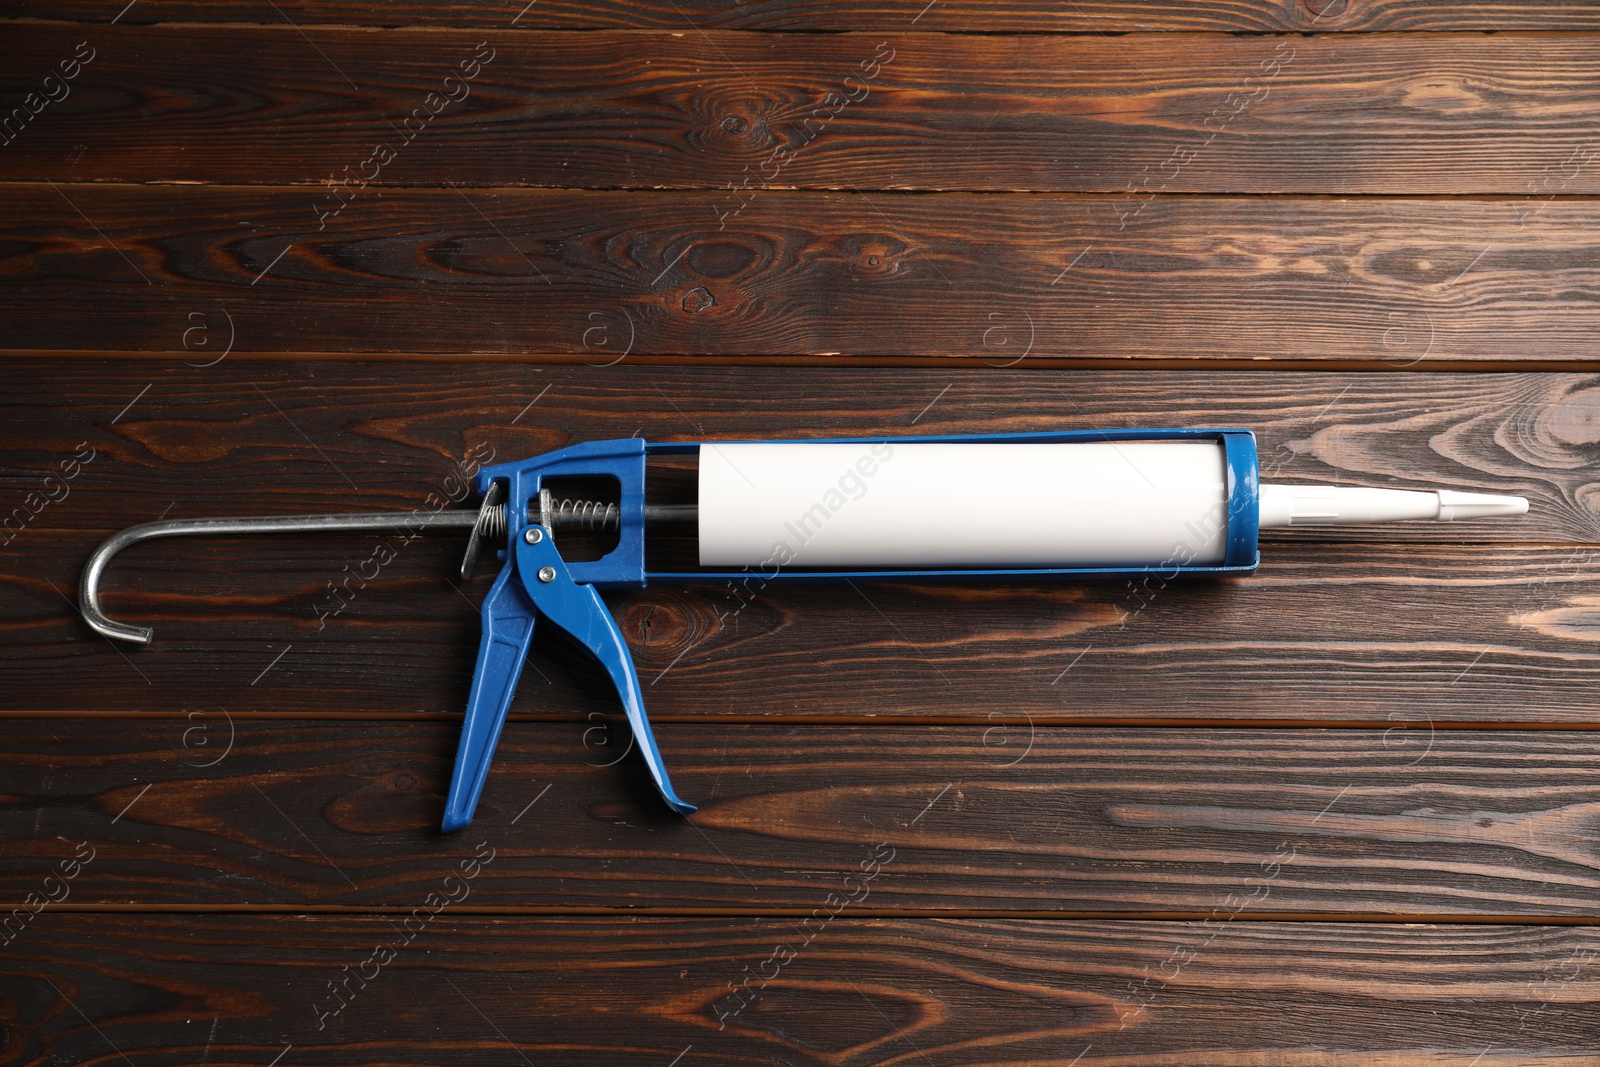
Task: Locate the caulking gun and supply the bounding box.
[79,428,1528,831]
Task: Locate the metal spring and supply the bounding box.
[476,502,508,539]
[548,497,620,531]
[474,498,624,537]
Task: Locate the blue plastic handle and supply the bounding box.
[441,561,539,833]
[441,524,695,832]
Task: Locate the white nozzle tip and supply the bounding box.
[1260,484,1530,527]
[1435,489,1529,521]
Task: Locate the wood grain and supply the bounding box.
[8,1,1600,1055]
[6,188,1600,361]
[4,916,1598,1065]
[13,533,1600,723]
[7,721,1600,915]
[6,365,1599,725]
[10,0,1600,32]
[0,365,1588,537]
[5,27,1600,193]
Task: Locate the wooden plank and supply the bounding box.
[5,188,1600,361]
[10,0,1600,32]
[0,364,1584,538]
[7,721,1600,915]
[11,532,1600,722]
[5,364,1597,723]
[5,27,1600,193]
[4,916,1598,1064]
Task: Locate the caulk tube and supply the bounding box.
[696,431,1262,572]
[692,430,1528,576]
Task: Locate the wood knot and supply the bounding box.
[1545,387,1600,445]
[845,235,907,276]
[622,596,701,650]
[1301,0,1348,19]
[720,115,749,135]
[1398,78,1486,112]
[681,286,715,314]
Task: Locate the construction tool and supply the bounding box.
[79,429,1528,831]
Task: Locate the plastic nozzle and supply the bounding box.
[1259,484,1528,528]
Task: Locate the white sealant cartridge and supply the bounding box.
[695,431,1528,574]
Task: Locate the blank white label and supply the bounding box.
[697,440,1230,569]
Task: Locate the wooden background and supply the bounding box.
[4,2,1600,1064]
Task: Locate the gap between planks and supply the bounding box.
[5,712,1600,730]
[29,904,1600,923]
[8,179,1600,201]
[10,17,1600,36]
[9,352,1600,372]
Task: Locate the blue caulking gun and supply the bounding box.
[80,429,1528,831]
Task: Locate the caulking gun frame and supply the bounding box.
[472,426,1262,589]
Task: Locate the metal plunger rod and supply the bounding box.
[79,500,695,645]
[536,501,697,531]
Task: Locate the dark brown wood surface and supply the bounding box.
[7,189,1600,361]
[5,365,1589,539]
[5,28,1600,194]
[0,364,1587,534]
[11,0,1600,31]
[14,531,1600,723]
[9,916,1597,1065]
[5,3,1600,1064]
[4,365,1599,724]
[8,719,1600,916]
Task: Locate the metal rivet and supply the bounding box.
[524,527,543,545]
[537,565,556,583]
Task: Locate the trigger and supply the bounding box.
[515,525,696,816]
